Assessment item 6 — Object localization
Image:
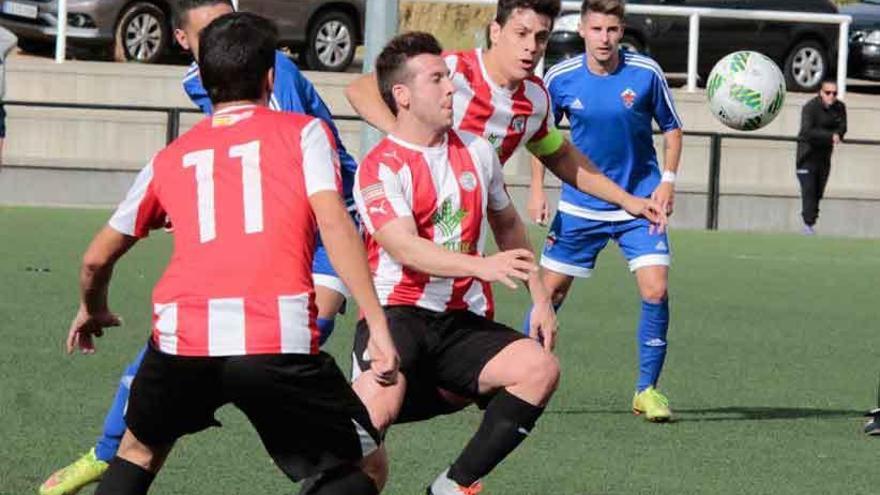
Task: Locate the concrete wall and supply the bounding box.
[2,57,878,237]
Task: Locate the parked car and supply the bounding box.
[0,0,363,70]
[546,0,840,92]
[842,0,880,80]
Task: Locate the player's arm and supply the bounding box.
[534,136,666,226]
[345,72,396,134]
[68,160,165,354]
[653,128,682,215]
[310,191,398,385]
[527,155,549,225]
[487,204,557,349]
[373,218,535,289]
[67,227,136,354]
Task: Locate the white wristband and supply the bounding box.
[661,171,677,183]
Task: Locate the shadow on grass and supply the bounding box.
[546,406,864,422]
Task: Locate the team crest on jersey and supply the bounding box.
[433,198,468,252]
[621,88,637,109]
[511,115,527,134]
[459,171,477,192]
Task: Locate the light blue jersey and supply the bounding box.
[543,51,681,219]
[182,51,357,205]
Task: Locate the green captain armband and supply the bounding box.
[526,127,565,157]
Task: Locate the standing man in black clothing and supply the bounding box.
[796,79,847,235]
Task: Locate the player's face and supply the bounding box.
[396,54,455,132]
[580,11,624,64]
[819,82,838,107]
[489,8,553,81]
[174,3,235,60]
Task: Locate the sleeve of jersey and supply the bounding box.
[108,160,166,238]
[301,119,342,197]
[651,69,683,132]
[525,84,565,158]
[354,159,412,234]
[485,147,511,212]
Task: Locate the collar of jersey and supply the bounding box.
[214,104,260,115]
[476,48,516,96]
[387,133,449,153]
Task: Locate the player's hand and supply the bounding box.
[832,133,841,145]
[66,305,122,354]
[366,319,400,386]
[651,182,675,217]
[527,186,550,226]
[622,195,667,233]
[477,249,537,289]
[529,300,557,351]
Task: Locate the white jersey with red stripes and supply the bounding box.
[443,48,554,165]
[108,105,341,357]
[354,129,511,317]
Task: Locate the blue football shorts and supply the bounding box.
[540,211,671,278]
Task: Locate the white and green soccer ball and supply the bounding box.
[706,51,786,131]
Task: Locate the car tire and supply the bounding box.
[304,10,356,72]
[784,40,828,92]
[113,2,170,63]
[620,35,644,54]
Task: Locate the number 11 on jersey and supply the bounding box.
[183,140,263,243]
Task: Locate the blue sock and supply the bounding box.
[94,346,147,462]
[521,302,563,336]
[317,317,335,346]
[636,299,669,392]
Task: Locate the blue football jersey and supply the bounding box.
[543,51,681,216]
[182,51,357,205]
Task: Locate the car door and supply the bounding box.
[238,0,310,43]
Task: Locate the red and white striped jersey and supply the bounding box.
[354,130,511,317]
[443,48,557,165]
[108,105,341,357]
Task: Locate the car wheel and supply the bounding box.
[620,35,644,54]
[304,10,356,72]
[784,40,828,92]
[113,2,170,63]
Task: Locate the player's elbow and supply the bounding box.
[81,249,111,275]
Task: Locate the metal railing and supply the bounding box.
[4,99,879,230]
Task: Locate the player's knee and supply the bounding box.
[520,350,560,400]
[640,280,668,303]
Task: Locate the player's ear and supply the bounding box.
[392,83,409,112]
[174,29,190,51]
[489,21,502,48]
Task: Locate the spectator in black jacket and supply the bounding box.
[796,79,847,235]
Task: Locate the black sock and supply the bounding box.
[299,464,378,495]
[94,456,156,495]
[447,389,544,486]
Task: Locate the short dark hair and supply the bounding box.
[198,12,277,105]
[375,31,443,116]
[174,0,233,29]
[581,0,625,18]
[495,0,561,26]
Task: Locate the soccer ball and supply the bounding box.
[706,51,786,131]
